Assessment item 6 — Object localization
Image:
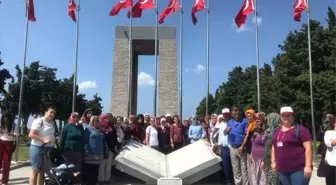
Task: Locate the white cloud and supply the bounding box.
[78,81,97,90]
[138,72,155,87]
[236,25,252,33]
[194,64,205,73]
[252,16,263,26]
[233,16,263,33]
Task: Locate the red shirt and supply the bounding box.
[170,124,184,143]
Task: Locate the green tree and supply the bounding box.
[86,93,103,115]
[0,52,13,96]
[196,94,216,117]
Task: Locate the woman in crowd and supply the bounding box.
[28,105,56,185]
[60,112,85,182]
[83,116,106,185]
[157,117,171,154]
[131,114,146,143]
[317,114,333,180]
[98,113,118,183]
[249,112,267,185]
[189,116,203,144]
[323,114,336,185]
[262,113,281,185]
[182,118,190,145]
[121,118,132,142]
[271,107,312,185]
[80,109,93,129]
[170,115,185,151]
[145,117,160,150]
[0,112,17,185]
[242,109,256,185]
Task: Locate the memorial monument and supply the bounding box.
[111,26,178,116]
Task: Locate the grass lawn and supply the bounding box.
[17,146,30,161]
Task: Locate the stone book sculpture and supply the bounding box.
[115,140,222,185]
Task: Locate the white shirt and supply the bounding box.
[324,130,336,166]
[146,125,159,146]
[0,124,18,141]
[31,117,55,147]
[217,121,229,147]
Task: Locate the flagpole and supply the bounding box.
[72,0,80,112]
[254,0,261,112]
[179,0,183,120]
[15,1,30,162]
[205,0,210,116]
[154,0,159,117]
[127,7,133,117]
[306,0,317,163]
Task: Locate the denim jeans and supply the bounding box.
[221,146,234,185]
[279,170,310,185]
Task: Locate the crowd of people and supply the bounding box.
[0,104,335,185]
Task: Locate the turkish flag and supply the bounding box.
[159,0,179,24]
[109,0,132,16]
[191,0,205,25]
[68,0,77,22]
[234,0,254,28]
[293,0,307,22]
[26,0,36,22]
[127,0,154,18]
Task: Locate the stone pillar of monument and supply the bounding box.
[111,26,178,117]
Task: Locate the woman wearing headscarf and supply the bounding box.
[157,117,171,154]
[0,112,17,185]
[271,107,312,185]
[60,112,85,182]
[241,109,256,185]
[262,113,281,185]
[189,116,203,144]
[249,112,267,185]
[82,116,106,185]
[317,114,334,180]
[80,109,93,129]
[131,114,146,143]
[98,113,117,183]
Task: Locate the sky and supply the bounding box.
[0,0,334,119]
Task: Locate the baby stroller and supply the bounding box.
[41,144,79,185]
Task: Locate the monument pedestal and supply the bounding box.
[115,140,222,185]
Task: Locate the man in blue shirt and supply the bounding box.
[225,107,248,185]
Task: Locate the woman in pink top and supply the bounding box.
[271,107,312,185]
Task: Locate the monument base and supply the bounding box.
[115,140,222,185]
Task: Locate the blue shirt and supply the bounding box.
[188,123,203,143]
[218,122,229,147]
[227,118,248,147]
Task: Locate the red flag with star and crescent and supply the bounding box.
[127,0,154,18]
[26,0,36,22]
[234,0,254,28]
[68,0,77,22]
[109,0,132,16]
[159,0,179,24]
[293,0,307,21]
[191,0,205,25]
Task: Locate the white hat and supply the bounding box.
[280,106,294,115]
[222,108,230,114]
[144,113,149,117]
[211,114,218,117]
[160,117,166,123]
[165,113,172,117]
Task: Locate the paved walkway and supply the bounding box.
[6,166,326,185]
